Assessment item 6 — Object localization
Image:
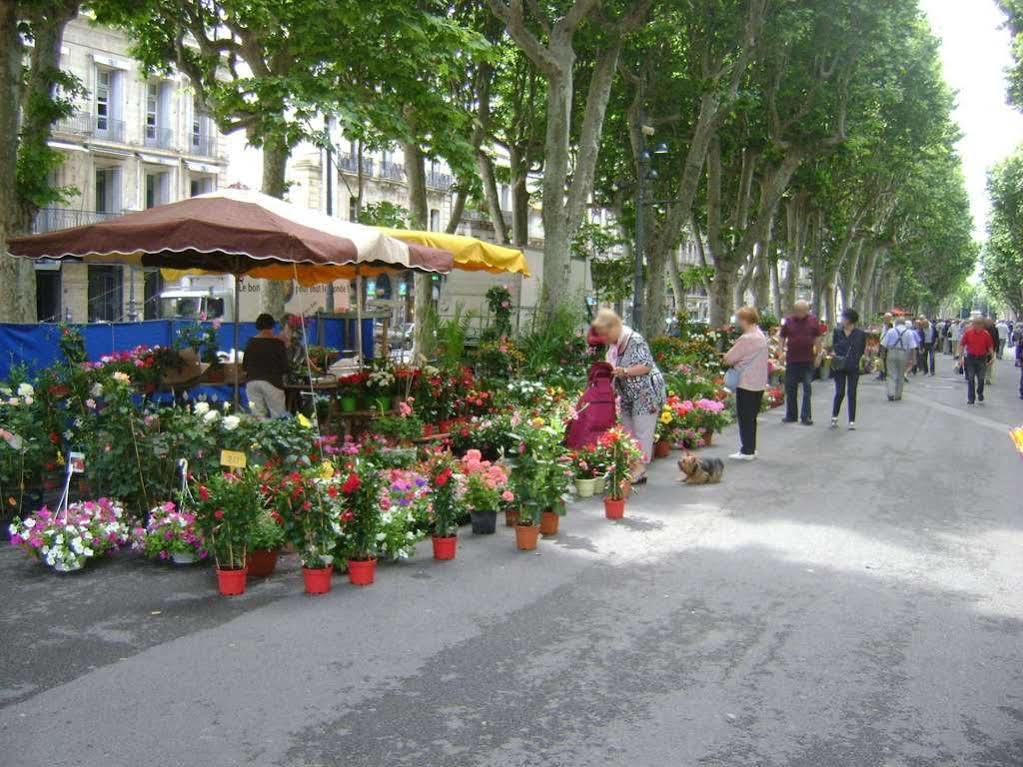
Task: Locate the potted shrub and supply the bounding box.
[600,427,642,520]
[379,468,429,560]
[9,497,129,572]
[132,500,206,565]
[270,464,340,594]
[366,366,396,412]
[571,445,605,498]
[425,452,461,560]
[338,372,366,413]
[337,458,383,585]
[246,509,285,578]
[507,414,568,550]
[194,469,263,596]
[682,398,730,447]
[460,449,512,535]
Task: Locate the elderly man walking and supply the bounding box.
[961,316,995,405]
[779,300,822,425]
[880,316,918,401]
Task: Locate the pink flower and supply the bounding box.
[501,490,514,502]
[398,401,413,417]
[85,399,97,409]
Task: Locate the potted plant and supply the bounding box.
[337,458,383,585]
[132,500,206,565]
[379,468,430,559]
[683,398,730,446]
[460,449,511,535]
[9,497,129,572]
[366,366,395,412]
[571,445,604,498]
[246,509,285,577]
[599,427,642,520]
[269,464,340,593]
[425,452,461,560]
[338,372,367,413]
[507,414,568,550]
[194,469,263,596]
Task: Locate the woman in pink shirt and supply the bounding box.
[723,306,770,460]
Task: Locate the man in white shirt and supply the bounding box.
[995,320,1009,359]
[880,318,918,401]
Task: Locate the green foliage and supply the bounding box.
[518,302,587,377]
[357,201,410,229]
[576,222,632,304]
[983,148,1023,316]
[193,468,265,569]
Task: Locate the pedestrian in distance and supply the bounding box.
[876,313,894,381]
[723,306,770,460]
[880,316,918,401]
[961,316,995,405]
[1016,330,1023,400]
[984,318,998,385]
[243,313,290,419]
[995,318,1009,359]
[779,299,822,425]
[830,308,866,430]
[916,317,936,375]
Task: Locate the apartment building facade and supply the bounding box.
[32,17,228,323]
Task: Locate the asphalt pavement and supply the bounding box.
[1,353,1021,766]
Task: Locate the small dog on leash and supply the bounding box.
[678,453,725,485]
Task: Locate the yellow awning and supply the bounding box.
[377,229,530,276]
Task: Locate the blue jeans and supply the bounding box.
[785,361,814,422]
[965,355,986,402]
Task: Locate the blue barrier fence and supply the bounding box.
[0,318,374,380]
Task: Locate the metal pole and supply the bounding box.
[233,274,241,410]
[324,114,335,314]
[633,120,648,330]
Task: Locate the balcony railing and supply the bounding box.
[144,128,174,149]
[33,208,120,234]
[189,133,220,158]
[427,171,453,191]
[53,111,125,143]
[337,153,375,176]
[379,160,405,181]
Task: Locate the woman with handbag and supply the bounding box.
[830,308,867,430]
[723,307,769,460]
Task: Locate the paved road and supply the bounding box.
[1,355,1021,766]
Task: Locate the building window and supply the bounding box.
[500,184,510,211]
[145,82,159,140]
[88,265,123,322]
[35,270,62,323]
[146,171,170,208]
[429,209,440,232]
[96,69,111,131]
[349,197,358,222]
[190,176,214,197]
[95,167,120,214]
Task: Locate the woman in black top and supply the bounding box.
[831,308,867,430]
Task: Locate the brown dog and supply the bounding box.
[678,453,724,485]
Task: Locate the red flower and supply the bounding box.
[340,511,354,523]
[342,472,361,494]
[326,485,339,498]
[198,486,210,501]
[435,468,452,487]
[213,509,224,520]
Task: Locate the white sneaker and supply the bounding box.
[729,452,756,461]
[848,422,856,430]
[830,417,838,428]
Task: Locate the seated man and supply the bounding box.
[243,313,289,419]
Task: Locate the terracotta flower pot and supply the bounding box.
[216,566,247,596]
[604,498,625,520]
[504,509,520,527]
[653,440,672,459]
[302,565,333,594]
[347,558,377,586]
[432,534,458,561]
[246,549,279,577]
[515,523,540,551]
[540,511,560,537]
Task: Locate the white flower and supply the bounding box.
[16,383,34,397]
[83,547,94,557]
[7,397,18,407]
[202,410,219,424]
[112,371,130,384]
[91,382,104,398]
[193,402,210,416]
[22,395,33,406]
[222,401,232,412]
[222,415,240,431]
[23,518,35,530]
[63,431,73,441]
[0,386,10,396]
[375,532,386,542]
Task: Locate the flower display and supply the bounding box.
[459,449,512,515]
[193,469,265,570]
[598,427,642,500]
[379,468,430,559]
[132,501,207,562]
[10,498,130,572]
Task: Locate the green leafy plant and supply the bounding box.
[193,468,265,570]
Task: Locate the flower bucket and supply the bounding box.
[654,440,672,459]
[302,565,333,595]
[540,511,560,537]
[246,549,279,577]
[604,498,625,520]
[216,566,247,596]
[505,509,520,527]
[515,523,540,551]
[372,395,391,412]
[340,395,358,413]
[575,478,596,498]
[172,551,197,566]
[347,558,377,586]
[432,535,458,561]
[470,510,498,535]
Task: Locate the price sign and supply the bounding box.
[68,451,86,474]
[219,450,247,469]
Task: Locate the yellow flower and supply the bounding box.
[659,411,673,425]
[319,460,335,480]
[529,417,545,428]
[296,413,312,429]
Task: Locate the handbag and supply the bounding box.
[724,345,767,391]
[831,354,848,373]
